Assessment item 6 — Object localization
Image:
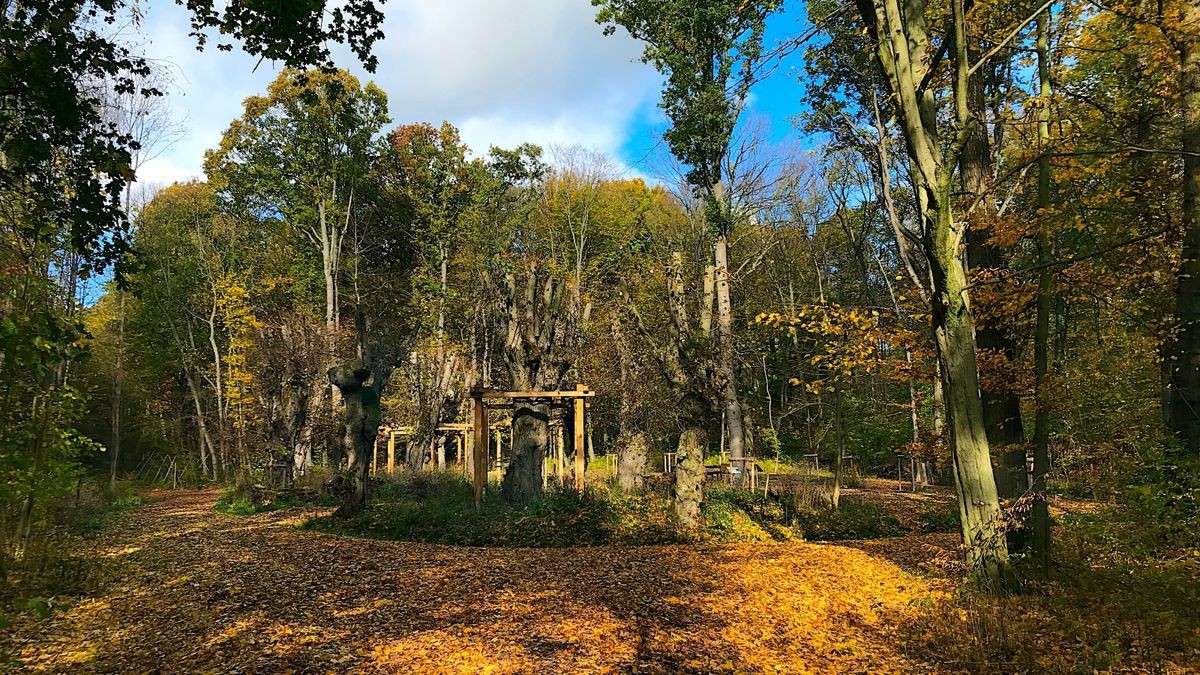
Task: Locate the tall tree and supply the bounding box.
[594,0,782,480]
[850,0,1037,588]
[205,68,389,476]
[1164,0,1200,451]
[375,122,475,470]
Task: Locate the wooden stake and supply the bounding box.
[472,393,487,512]
[574,385,586,492]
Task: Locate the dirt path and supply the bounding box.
[7,490,960,673]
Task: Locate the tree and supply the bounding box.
[205,67,389,476]
[848,0,1037,588]
[594,0,783,478]
[375,122,476,470]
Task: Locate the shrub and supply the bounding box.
[791,498,905,541]
[918,506,961,534]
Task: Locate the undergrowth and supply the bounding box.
[291,473,916,547]
[1,479,146,631]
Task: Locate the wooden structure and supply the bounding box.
[470,384,594,512]
[373,423,476,475]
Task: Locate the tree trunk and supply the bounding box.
[611,310,647,491]
[1168,2,1200,452]
[932,192,1012,587]
[961,68,1026,498]
[205,304,228,480]
[503,402,550,504]
[184,368,215,480]
[617,431,648,491]
[857,0,1012,588]
[674,427,705,529]
[328,362,380,517]
[832,389,845,509]
[713,233,747,476]
[108,291,125,495]
[1031,8,1054,575]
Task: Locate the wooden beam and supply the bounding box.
[471,387,595,399]
[573,385,586,492]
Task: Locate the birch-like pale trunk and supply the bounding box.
[713,232,748,475]
[185,367,215,480]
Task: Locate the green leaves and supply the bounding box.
[593,0,782,214]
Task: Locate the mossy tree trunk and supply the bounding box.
[856,0,1015,590]
[674,426,706,529]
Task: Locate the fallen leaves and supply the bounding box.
[7,489,1196,673]
[3,490,956,673]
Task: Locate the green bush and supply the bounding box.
[236,473,940,547]
[213,485,334,515]
[918,506,961,534]
[305,474,683,547]
[791,498,905,541]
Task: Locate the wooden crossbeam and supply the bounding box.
[471,388,595,399]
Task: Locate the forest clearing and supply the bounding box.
[7,486,1196,673]
[3,0,1200,672]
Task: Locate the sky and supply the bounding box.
[132,0,818,191]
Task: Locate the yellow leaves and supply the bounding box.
[755,302,899,387]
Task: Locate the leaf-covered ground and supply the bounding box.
[6,489,967,673]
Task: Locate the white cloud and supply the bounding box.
[131,0,661,186]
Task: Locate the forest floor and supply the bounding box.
[4,488,1196,673]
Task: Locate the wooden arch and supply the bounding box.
[470,384,595,512]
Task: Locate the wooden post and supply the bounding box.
[387,430,396,475]
[472,391,487,512]
[463,428,473,477]
[455,433,464,467]
[573,385,586,492]
[494,429,503,467]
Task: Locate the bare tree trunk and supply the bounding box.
[205,302,227,479]
[611,310,647,490]
[832,389,845,509]
[675,426,705,529]
[184,368,215,480]
[504,402,550,504]
[713,233,747,475]
[328,363,380,516]
[618,432,648,491]
[1031,8,1054,575]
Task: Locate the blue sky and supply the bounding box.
[133,1,820,191]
